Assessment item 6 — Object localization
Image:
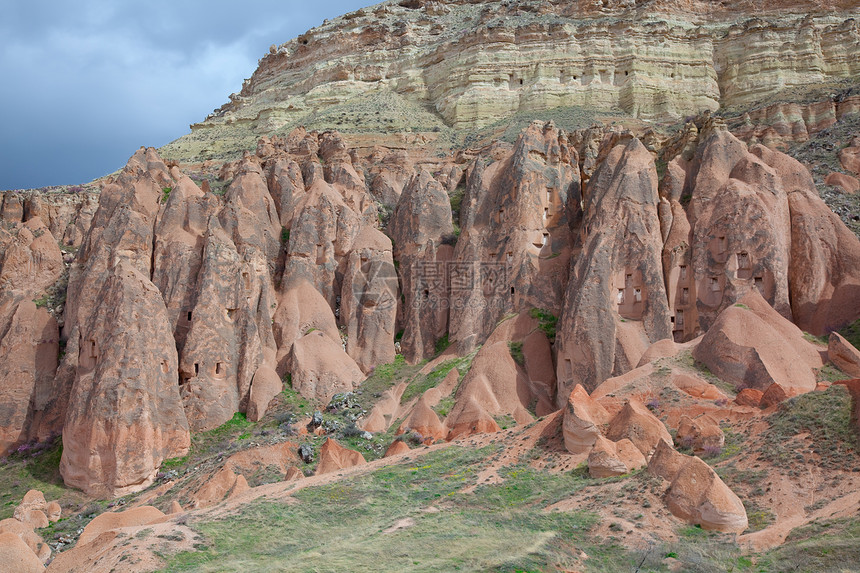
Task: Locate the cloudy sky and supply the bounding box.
[0,0,374,190]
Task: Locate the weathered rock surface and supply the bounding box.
[60,262,190,497]
[449,122,578,354]
[649,440,748,533]
[562,384,610,454]
[828,332,860,378]
[675,414,724,454]
[316,438,366,475]
[341,226,397,373]
[692,291,823,395]
[389,170,454,363]
[605,399,672,458]
[0,531,45,573]
[77,506,165,546]
[752,144,860,334]
[0,302,58,454]
[587,436,647,478]
[290,330,364,403]
[166,0,860,162]
[557,137,670,398]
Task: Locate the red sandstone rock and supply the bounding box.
[752,144,860,334]
[0,531,44,573]
[397,395,447,442]
[648,440,747,533]
[690,144,792,331]
[0,302,58,454]
[290,330,365,404]
[825,172,859,193]
[557,137,671,398]
[445,397,502,441]
[587,436,646,478]
[60,262,190,498]
[606,399,673,458]
[384,440,412,457]
[316,438,366,475]
[562,384,611,454]
[838,137,860,174]
[247,365,283,422]
[449,122,579,355]
[675,414,724,453]
[735,388,764,407]
[828,332,860,378]
[0,517,50,564]
[692,291,823,395]
[389,170,454,363]
[192,467,246,509]
[284,466,304,481]
[759,383,789,409]
[341,226,397,373]
[0,217,63,298]
[44,502,61,523]
[444,340,533,437]
[273,278,341,376]
[636,339,680,367]
[178,219,267,431]
[78,506,165,546]
[672,373,727,401]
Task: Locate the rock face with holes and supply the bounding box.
[60,261,189,497]
[340,226,398,373]
[449,121,579,354]
[178,220,266,432]
[389,169,455,363]
[556,137,671,398]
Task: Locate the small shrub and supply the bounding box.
[161,187,172,203]
[508,341,525,365]
[528,308,558,343]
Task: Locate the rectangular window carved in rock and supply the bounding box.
[737,252,752,279]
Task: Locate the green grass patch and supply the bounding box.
[400,351,477,405]
[0,436,87,521]
[757,517,860,572]
[758,385,859,471]
[803,331,829,346]
[161,445,625,572]
[839,318,860,351]
[434,333,451,355]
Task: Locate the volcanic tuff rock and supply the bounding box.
[693,290,824,395]
[649,439,748,533]
[389,169,454,363]
[449,121,578,353]
[557,136,670,397]
[60,261,190,497]
[164,0,860,163]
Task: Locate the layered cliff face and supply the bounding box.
[161,0,860,163]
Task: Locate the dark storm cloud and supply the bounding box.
[0,0,373,189]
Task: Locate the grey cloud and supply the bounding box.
[0,0,373,189]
